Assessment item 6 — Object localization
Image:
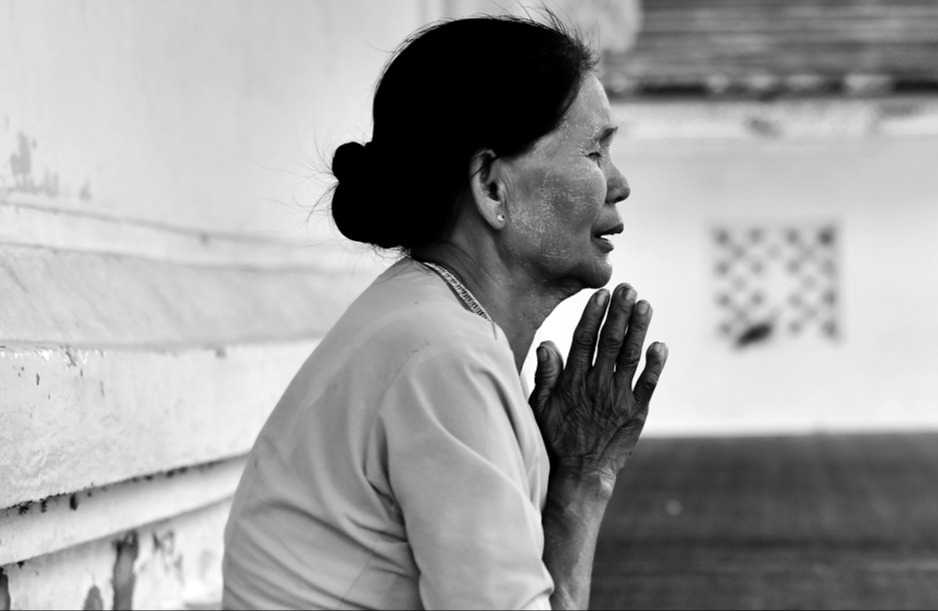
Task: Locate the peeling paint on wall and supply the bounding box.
[151,530,174,556]
[0,120,89,200]
[82,585,103,611]
[0,567,10,611]
[111,531,138,611]
[148,529,184,587]
[3,132,60,197]
[0,500,230,609]
[9,133,33,186]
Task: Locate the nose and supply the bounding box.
[606,160,630,205]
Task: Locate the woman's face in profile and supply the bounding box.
[502,73,630,292]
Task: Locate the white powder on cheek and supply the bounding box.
[510,168,597,266]
[509,167,568,263]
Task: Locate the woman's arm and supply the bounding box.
[540,467,614,608]
[380,339,555,609]
[531,285,668,609]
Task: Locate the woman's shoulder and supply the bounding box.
[347,258,505,349]
[301,259,519,412]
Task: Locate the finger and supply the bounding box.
[614,299,652,387]
[566,289,609,381]
[530,341,564,417]
[633,342,668,409]
[592,284,636,383]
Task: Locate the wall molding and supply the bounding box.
[0,192,373,273]
[0,243,361,348]
[0,456,245,567]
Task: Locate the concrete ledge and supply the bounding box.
[0,456,244,567]
[0,341,314,508]
[0,243,354,348]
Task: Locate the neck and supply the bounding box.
[413,242,577,372]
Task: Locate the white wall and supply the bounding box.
[0,0,423,239]
[0,1,424,608]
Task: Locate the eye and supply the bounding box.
[588,150,604,162]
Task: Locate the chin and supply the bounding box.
[542,254,614,295]
[590,267,614,289]
[573,258,614,290]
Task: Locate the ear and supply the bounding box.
[468,148,508,230]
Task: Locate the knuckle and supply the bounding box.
[598,334,622,353]
[636,376,660,400]
[573,328,596,347]
[621,344,642,367]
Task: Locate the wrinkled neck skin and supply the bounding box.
[412,212,583,373]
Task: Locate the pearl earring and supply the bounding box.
[497,214,505,222]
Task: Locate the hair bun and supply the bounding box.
[332,141,371,185]
[332,140,405,248]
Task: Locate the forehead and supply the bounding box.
[535,74,615,153]
[565,74,613,134]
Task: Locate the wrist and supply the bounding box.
[548,462,617,503]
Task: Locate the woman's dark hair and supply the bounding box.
[330,13,597,251]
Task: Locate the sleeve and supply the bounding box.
[375,339,554,610]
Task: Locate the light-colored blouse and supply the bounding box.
[222,258,553,610]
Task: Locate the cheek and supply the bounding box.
[539,164,606,230]
[507,169,557,239]
[511,207,570,264]
[565,169,606,219]
[510,166,605,258]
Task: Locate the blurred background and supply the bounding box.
[2,1,937,609]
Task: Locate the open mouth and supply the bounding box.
[592,224,624,249]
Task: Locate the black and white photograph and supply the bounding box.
[2,1,938,609]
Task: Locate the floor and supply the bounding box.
[591,433,938,610]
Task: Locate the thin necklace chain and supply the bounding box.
[420,261,493,323]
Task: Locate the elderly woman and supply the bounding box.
[222,14,667,610]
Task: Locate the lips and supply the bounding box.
[594,223,624,239]
[592,223,623,252]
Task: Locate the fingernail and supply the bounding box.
[636,301,649,315]
[536,347,547,362]
[596,290,608,306]
[626,288,637,302]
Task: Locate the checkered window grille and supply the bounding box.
[712,222,839,347]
